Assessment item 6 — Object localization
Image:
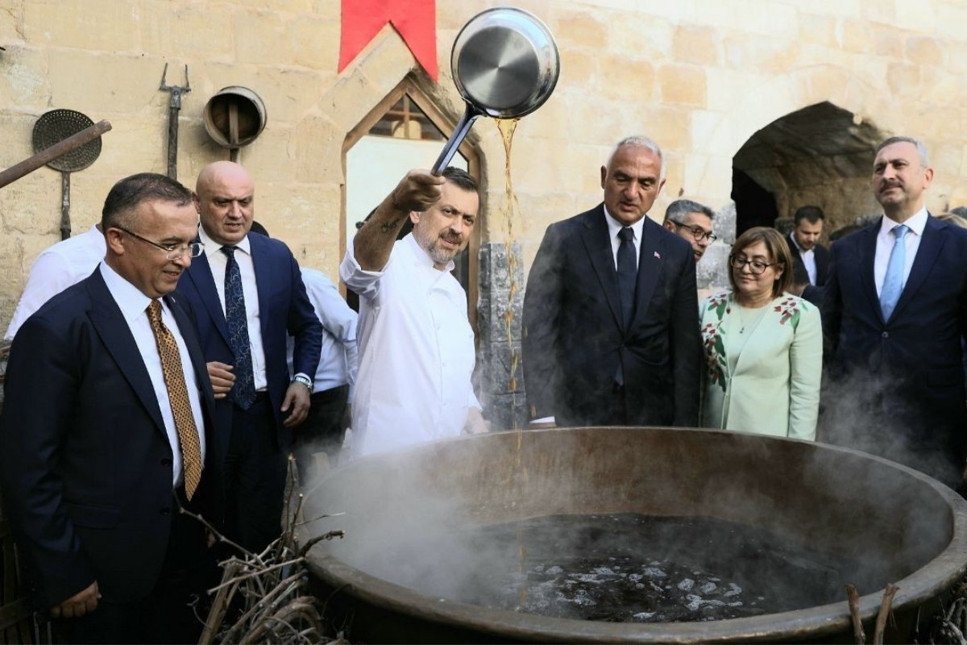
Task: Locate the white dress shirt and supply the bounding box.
[789,233,817,285]
[198,227,269,390]
[340,234,480,458]
[5,225,106,341]
[874,207,928,297]
[287,267,358,393]
[100,262,206,488]
[604,206,645,269]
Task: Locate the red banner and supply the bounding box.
[339,0,438,81]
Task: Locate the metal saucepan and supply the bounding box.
[431,7,560,174]
[32,109,104,240]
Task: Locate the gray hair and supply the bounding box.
[875,136,930,169]
[606,135,666,182]
[664,199,714,224]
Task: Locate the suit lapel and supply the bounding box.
[186,252,231,345]
[855,223,882,323]
[632,218,662,328]
[893,215,944,320]
[165,292,216,404]
[581,207,624,329]
[86,272,166,433]
[249,233,274,344]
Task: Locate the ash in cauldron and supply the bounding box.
[302,427,967,643]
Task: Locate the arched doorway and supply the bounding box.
[731,101,884,239]
[341,76,483,330]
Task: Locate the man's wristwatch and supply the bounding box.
[292,374,312,391]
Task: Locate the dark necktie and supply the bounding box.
[617,227,637,330]
[147,301,202,499]
[221,246,256,409]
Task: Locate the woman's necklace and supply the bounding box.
[736,302,768,334]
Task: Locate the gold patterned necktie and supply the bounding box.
[147,300,202,499]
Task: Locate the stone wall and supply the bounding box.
[2,0,967,426]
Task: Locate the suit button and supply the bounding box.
[881,331,889,338]
[160,507,171,516]
[161,458,172,466]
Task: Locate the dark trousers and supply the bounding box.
[292,384,350,482]
[55,492,216,644]
[224,394,288,554]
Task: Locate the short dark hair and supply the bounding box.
[728,226,795,298]
[249,220,269,237]
[102,173,193,231]
[950,206,967,218]
[664,199,714,223]
[441,167,479,195]
[793,205,824,225]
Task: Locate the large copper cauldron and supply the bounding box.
[303,427,967,643]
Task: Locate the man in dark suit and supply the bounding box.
[177,161,321,553]
[788,205,831,305]
[0,173,218,643]
[822,136,967,490]
[522,136,702,428]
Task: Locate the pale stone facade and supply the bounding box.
[1,0,966,425]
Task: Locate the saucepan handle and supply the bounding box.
[431,102,484,175]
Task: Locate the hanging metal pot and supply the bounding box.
[431,7,560,174]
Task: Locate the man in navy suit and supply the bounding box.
[822,136,967,490]
[788,205,831,306]
[0,173,218,643]
[522,136,701,428]
[177,162,321,553]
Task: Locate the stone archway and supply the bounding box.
[732,101,885,239]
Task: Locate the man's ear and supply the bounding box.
[662,220,675,232]
[409,211,421,225]
[104,227,125,255]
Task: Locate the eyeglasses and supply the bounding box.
[729,255,777,275]
[670,221,717,243]
[115,226,203,260]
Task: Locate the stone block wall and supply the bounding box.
[2,0,967,425]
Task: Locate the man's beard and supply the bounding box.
[415,226,462,266]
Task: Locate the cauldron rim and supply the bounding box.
[306,427,967,643]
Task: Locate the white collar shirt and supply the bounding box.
[603,206,645,269]
[198,226,268,390]
[789,232,818,285]
[286,267,358,393]
[339,233,479,458]
[5,225,106,341]
[99,262,206,488]
[874,207,928,297]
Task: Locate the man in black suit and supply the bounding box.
[177,161,321,553]
[822,136,967,490]
[522,135,701,428]
[788,205,830,305]
[0,173,218,643]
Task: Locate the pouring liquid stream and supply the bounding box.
[496,116,529,610]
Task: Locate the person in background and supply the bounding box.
[699,227,822,440]
[340,166,486,458]
[4,223,105,342]
[822,136,967,491]
[0,173,218,643]
[522,135,701,428]
[177,161,322,553]
[288,265,357,480]
[247,222,358,478]
[662,198,717,262]
[787,205,830,305]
